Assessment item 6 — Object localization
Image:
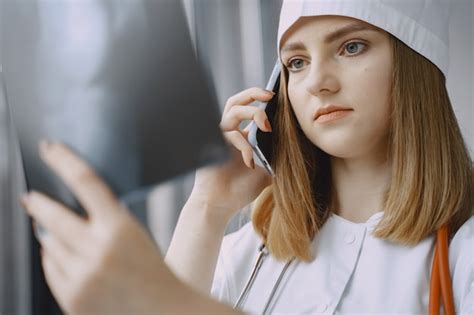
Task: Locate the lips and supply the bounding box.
[314,105,353,120]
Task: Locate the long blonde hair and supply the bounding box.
[252,35,473,262]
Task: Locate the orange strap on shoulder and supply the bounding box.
[429,225,455,315]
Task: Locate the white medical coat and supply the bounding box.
[211,212,474,314]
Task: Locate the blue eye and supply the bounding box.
[286,58,306,71]
[343,42,366,55]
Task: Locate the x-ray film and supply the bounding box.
[2,0,228,211]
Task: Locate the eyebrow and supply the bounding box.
[280,22,379,54]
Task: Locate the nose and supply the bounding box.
[304,59,340,97]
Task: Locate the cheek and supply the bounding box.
[288,85,304,123]
[346,62,393,150]
[350,60,392,123]
[287,81,314,129]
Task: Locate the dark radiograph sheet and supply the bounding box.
[1,0,228,212]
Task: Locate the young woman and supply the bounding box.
[166,0,473,313]
[23,0,472,314]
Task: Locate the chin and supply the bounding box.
[311,136,362,159]
[318,146,359,159]
[313,133,389,160]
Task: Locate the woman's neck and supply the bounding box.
[329,150,392,224]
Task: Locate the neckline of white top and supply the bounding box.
[330,211,384,230]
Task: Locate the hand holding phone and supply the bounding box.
[190,64,280,221]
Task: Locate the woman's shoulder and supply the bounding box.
[449,215,473,261]
[449,216,473,313]
[449,215,473,257]
[220,221,262,256]
[211,221,263,303]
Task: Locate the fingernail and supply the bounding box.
[264,120,272,132]
[34,222,48,240]
[265,90,275,96]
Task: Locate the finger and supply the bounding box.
[39,232,78,277]
[220,106,272,133]
[223,87,275,115]
[41,249,74,311]
[41,250,69,293]
[224,131,254,168]
[38,141,123,221]
[22,191,89,251]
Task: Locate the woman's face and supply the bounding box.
[280,16,393,159]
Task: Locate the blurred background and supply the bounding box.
[0,0,472,314]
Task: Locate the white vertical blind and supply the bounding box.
[239,0,265,88]
[446,0,474,157]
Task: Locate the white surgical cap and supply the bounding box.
[278,0,451,75]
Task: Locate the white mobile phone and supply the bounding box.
[247,62,281,176]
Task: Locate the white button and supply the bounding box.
[344,232,355,244]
